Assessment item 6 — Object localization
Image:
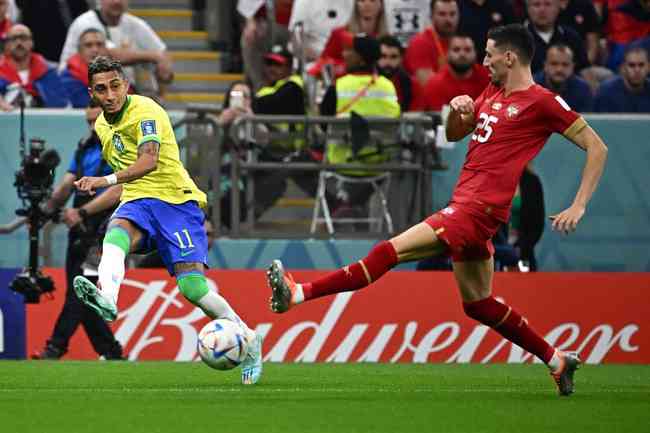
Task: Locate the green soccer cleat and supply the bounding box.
[550,352,581,396]
[267,259,296,313]
[241,334,263,385]
[73,276,118,322]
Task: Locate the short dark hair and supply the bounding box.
[378,35,403,54]
[430,0,459,11]
[88,56,126,85]
[624,45,649,62]
[449,32,475,44]
[546,43,574,61]
[487,24,535,65]
[79,27,104,42]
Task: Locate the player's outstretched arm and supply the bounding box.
[446,95,477,142]
[550,124,608,234]
[74,141,160,194]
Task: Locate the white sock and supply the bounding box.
[547,349,562,371]
[97,243,126,305]
[292,284,305,305]
[196,291,256,342]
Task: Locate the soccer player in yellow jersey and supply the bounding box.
[72,57,263,384]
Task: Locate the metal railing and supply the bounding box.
[226,113,445,238]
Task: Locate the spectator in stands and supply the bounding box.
[595,46,650,112]
[17,0,89,62]
[602,0,650,71]
[458,0,516,64]
[384,0,430,46]
[310,0,388,78]
[534,43,593,112]
[60,28,108,108]
[32,103,123,360]
[557,0,601,66]
[0,0,12,47]
[320,34,400,219]
[219,80,254,126]
[252,45,317,217]
[420,34,489,112]
[59,0,174,94]
[377,35,418,112]
[288,0,353,62]
[0,24,68,111]
[404,0,460,87]
[240,0,294,90]
[526,0,589,74]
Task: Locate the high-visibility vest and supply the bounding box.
[256,74,306,151]
[328,73,400,176]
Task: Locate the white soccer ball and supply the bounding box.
[197,319,249,370]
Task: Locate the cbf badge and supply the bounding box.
[112,133,125,152]
[141,119,156,136]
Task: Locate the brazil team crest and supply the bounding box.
[112,134,125,152]
[141,119,156,136]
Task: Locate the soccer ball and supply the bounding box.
[197,319,249,370]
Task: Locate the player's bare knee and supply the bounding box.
[108,218,142,250]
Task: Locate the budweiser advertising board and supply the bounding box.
[27,269,649,363]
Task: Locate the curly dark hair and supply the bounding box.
[88,56,126,85]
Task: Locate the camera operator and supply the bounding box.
[32,102,123,360]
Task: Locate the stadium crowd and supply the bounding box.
[0,1,645,111]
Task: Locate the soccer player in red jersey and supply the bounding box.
[266,24,608,396]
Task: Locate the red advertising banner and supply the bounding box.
[27,269,650,364]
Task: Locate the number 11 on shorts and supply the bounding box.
[174,229,195,249]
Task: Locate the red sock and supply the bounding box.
[463,297,555,364]
[303,241,398,301]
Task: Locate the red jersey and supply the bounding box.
[451,83,585,222]
[421,64,490,111]
[403,27,449,75]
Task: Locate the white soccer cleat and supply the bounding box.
[240,333,263,385]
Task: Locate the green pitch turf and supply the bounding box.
[1,362,648,433]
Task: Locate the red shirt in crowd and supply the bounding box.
[403,27,450,76]
[451,83,582,222]
[420,64,490,111]
[255,0,293,26]
[602,0,650,44]
[0,17,11,40]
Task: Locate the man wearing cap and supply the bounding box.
[251,44,316,217]
[320,33,400,219]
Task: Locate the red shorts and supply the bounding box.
[424,202,502,262]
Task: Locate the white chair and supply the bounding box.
[310,169,394,235]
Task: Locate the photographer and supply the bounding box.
[32,103,123,360]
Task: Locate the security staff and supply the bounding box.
[320,33,400,208]
[251,44,316,217]
[33,103,123,360]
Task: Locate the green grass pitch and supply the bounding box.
[1,361,648,433]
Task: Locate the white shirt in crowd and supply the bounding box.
[237,0,266,19]
[58,9,166,71]
[289,0,353,58]
[384,0,430,45]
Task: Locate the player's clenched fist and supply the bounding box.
[450,95,475,115]
[74,176,108,195]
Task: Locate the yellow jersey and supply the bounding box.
[95,95,207,208]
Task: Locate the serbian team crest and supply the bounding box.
[141,119,156,136]
[112,134,125,153]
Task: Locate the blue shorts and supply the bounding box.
[112,198,208,275]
